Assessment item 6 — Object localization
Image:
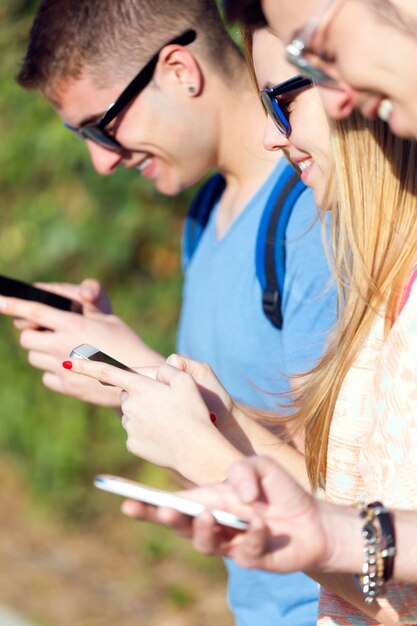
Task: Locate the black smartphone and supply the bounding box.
[0,275,82,313]
[70,343,135,372]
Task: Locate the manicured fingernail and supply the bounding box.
[62,361,73,370]
[210,412,217,425]
[0,297,7,312]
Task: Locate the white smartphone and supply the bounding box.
[70,343,135,373]
[94,474,249,531]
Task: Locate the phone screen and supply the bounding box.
[88,350,133,371]
[0,275,82,313]
[70,343,135,373]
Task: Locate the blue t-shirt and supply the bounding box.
[177,159,336,626]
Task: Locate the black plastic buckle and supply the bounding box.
[262,288,283,329]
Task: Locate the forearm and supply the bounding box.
[218,405,309,490]
[311,571,402,625]
[390,510,417,584]
[321,503,417,584]
[175,428,245,485]
[305,502,381,619]
[132,345,165,367]
[309,501,416,624]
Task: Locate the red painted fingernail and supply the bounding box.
[210,412,217,425]
[62,361,73,370]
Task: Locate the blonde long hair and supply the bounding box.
[244,26,417,488]
[301,114,417,490]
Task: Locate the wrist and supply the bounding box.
[318,500,364,575]
[216,404,256,456]
[177,423,244,485]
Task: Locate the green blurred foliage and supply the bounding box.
[0,0,197,518]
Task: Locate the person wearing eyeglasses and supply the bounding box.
[0,1,341,625]
[224,0,417,140]
[102,23,417,626]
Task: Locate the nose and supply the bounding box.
[263,116,291,152]
[85,140,123,176]
[318,84,356,120]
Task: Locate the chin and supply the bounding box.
[153,177,182,197]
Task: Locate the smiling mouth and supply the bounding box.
[298,158,313,172]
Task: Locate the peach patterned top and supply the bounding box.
[319,279,417,625]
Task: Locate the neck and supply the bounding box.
[208,67,280,233]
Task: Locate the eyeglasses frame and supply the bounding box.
[64,29,197,152]
[259,74,314,137]
[285,0,347,87]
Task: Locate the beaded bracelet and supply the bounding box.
[353,501,396,604]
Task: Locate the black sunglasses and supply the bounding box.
[259,75,314,137]
[65,29,197,152]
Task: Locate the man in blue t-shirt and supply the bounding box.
[5,1,337,624]
[178,159,334,626]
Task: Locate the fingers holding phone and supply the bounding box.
[0,273,156,404]
[0,274,83,333]
[0,276,113,331]
[0,292,79,332]
[95,474,250,539]
[121,498,196,536]
[66,347,242,482]
[35,278,113,315]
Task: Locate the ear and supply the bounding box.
[156,45,204,97]
[318,82,356,119]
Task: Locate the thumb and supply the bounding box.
[228,456,280,504]
[166,353,188,370]
[80,279,112,314]
[166,354,211,380]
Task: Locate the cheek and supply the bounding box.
[288,108,319,154]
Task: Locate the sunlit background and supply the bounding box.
[0,1,232,624]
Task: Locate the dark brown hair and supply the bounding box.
[222,0,267,30]
[18,0,242,99]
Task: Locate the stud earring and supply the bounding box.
[188,85,196,94]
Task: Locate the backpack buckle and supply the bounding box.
[262,288,283,329]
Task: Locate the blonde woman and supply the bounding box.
[65,28,417,626]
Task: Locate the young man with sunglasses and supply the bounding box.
[225,0,417,140]
[4,1,338,624]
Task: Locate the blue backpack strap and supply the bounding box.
[256,162,307,329]
[182,172,226,268]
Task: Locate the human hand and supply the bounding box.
[163,354,235,421]
[0,281,162,406]
[11,278,112,331]
[65,357,243,482]
[121,456,366,579]
[183,455,330,573]
[163,355,255,449]
[119,462,314,567]
[120,480,252,539]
